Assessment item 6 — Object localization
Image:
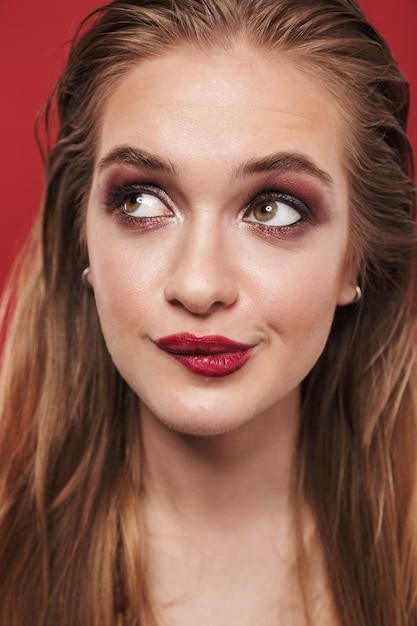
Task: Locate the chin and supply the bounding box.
[140,402,251,438]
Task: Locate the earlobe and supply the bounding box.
[337,253,362,306]
[351,285,362,303]
[337,282,362,306]
[81,267,93,289]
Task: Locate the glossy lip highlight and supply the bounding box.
[154,333,255,377]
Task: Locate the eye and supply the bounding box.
[122,191,172,218]
[244,193,304,227]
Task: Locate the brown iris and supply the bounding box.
[252,200,278,222]
[123,194,143,214]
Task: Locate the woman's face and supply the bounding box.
[86,46,355,436]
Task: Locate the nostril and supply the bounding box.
[163,261,238,315]
[167,296,227,317]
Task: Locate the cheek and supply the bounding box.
[88,233,165,336]
[250,243,347,341]
[88,209,177,281]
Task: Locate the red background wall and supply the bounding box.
[0,0,416,291]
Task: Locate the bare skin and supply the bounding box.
[141,398,339,626]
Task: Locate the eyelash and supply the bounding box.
[104,183,173,228]
[242,189,311,231]
[104,182,311,233]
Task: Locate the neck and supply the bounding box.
[140,388,301,532]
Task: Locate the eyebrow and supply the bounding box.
[97,146,176,175]
[234,152,334,187]
[97,145,333,187]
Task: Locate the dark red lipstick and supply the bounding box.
[154,333,254,377]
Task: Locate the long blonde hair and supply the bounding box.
[0,1,416,625]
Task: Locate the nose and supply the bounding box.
[163,219,238,316]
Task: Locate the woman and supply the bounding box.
[0,0,416,624]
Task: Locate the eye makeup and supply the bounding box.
[97,163,331,238]
[242,172,330,220]
[101,169,175,228]
[244,188,309,220]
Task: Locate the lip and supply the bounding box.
[154,333,255,377]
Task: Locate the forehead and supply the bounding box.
[96,46,346,189]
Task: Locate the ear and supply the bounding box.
[336,258,360,306]
[81,267,93,290]
[337,281,360,306]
